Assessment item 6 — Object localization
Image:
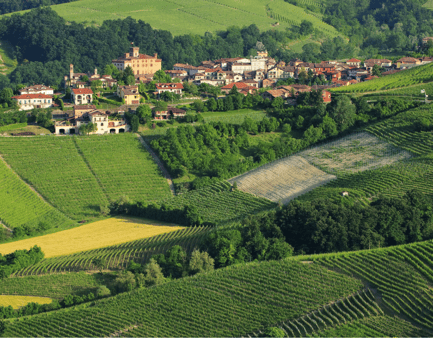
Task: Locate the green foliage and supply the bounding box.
[0,246,44,279]
[188,249,214,274]
[263,327,286,338]
[114,271,136,293]
[143,258,165,287]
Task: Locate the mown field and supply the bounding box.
[0,0,340,38]
[334,63,433,94]
[0,134,171,220]
[0,296,52,309]
[0,217,182,258]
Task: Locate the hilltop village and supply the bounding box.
[7,43,433,135]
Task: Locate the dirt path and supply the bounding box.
[0,153,74,223]
[136,134,176,196]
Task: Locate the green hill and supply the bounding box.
[0,0,341,38]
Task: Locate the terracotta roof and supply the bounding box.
[19,85,53,92]
[221,82,251,90]
[72,88,93,94]
[13,94,52,99]
[155,83,184,90]
[346,58,361,63]
[244,79,258,84]
[397,57,420,63]
[265,90,285,98]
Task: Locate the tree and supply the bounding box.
[189,249,215,275]
[153,70,171,83]
[126,75,136,86]
[271,97,284,109]
[207,98,217,111]
[0,320,5,336]
[193,100,205,112]
[130,115,139,132]
[229,85,239,95]
[154,101,167,112]
[372,64,382,76]
[265,238,293,260]
[144,258,165,287]
[0,87,13,105]
[300,20,314,36]
[95,285,111,298]
[92,258,106,273]
[136,104,152,124]
[115,271,136,292]
[263,327,285,338]
[329,95,356,131]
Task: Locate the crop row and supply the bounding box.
[2,260,363,337]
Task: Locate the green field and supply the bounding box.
[0,154,73,230]
[12,225,212,276]
[202,109,266,124]
[0,272,115,299]
[0,0,340,37]
[0,40,18,75]
[334,63,433,94]
[0,134,171,221]
[423,0,433,9]
[1,259,363,337]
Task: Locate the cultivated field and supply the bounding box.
[0,155,73,230]
[0,40,17,75]
[201,109,266,124]
[334,63,433,94]
[299,132,412,174]
[1,260,363,337]
[13,226,212,276]
[0,135,171,220]
[229,156,337,204]
[0,217,182,258]
[0,295,52,309]
[0,0,340,38]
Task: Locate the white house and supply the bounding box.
[19,85,54,95]
[71,88,93,105]
[12,94,53,111]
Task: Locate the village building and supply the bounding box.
[71,88,93,105]
[19,85,54,95]
[117,85,140,105]
[55,105,129,135]
[154,83,184,96]
[165,70,188,78]
[346,58,361,68]
[153,107,187,120]
[422,37,433,46]
[173,64,204,76]
[112,46,161,76]
[221,82,258,95]
[12,94,53,111]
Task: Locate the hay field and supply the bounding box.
[229,156,337,204]
[299,132,412,174]
[0,217,182,258]
[0,295,52,309]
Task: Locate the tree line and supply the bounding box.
[0,246,44,278]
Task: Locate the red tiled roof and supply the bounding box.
[347,58,361,63]
[72,88,93,94]
[155,83,184,90]
[13,94,52,99]
[221,82,250,90]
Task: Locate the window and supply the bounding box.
[101,123,104,126]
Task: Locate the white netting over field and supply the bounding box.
[229,156,336,204]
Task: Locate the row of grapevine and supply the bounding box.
[2,260,363,337]
[248,289,383,337]
[11,226,212,276]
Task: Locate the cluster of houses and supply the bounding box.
[11,43,433,134]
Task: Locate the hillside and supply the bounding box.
[3,239,433,337]
[0,0,341,38]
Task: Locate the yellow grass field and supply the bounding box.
[0,295,52,309]
[0,217,182,258]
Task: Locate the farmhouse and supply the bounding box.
[153,107,186,120]
[221,82,258,95]
[71,88,93,105]
[154,83,184,96]
[117,85,140,105]
[12,94,53,111]
[112,46,161,76]
[346,58,361,67]
[55,105,129,135]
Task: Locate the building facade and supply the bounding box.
[12,94,53,111]
[112,46,162,76]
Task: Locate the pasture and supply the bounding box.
[0,0,340,38]
[0,40,17,75]
[0,295,52,309]
[201,109,266,124]
[0,217,182,258]
[229,156,337,204]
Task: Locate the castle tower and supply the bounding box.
[130,46,140,58]
[94,68,98,76]
[69,64,74,81]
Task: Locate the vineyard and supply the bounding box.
[0,296,52,309]
[228,156,336,204]
[11,226,212,276]
[153,181,276,224]
[313,240,433,330]
[0,154,74,230]
[0,272,115,299]
[0,135,171,220]
[1,260,363,337]
[334,63,433,94]
[0,217,182,258]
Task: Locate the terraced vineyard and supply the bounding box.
[249,289,384,337]
[299,132,412,175]
[229,156,336,204]
[1,260,363,337]
[0,135,171,220]
[314,241,433,330]
[334,63,433,93]
[12,225,212,276]
[74,134,172,202]
[0,154,74,230]
[366,104,433,156]
[154,181,276,224]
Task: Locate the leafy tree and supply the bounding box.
[126,75,136,86]
[95,285,111,298]
[153,70,171,83]
[372,64,382,77]
[130,115,139,132]
[265,238,293,260]
[136,104,152,124]
[115,271,136,292]
[229,85,239,95]
[300,20,314,36]
[329,95,356,131]
[0,88,13,105]
[189,249,215,275]
[0,320,5,337]
[144,258,165,287]
[271,97,284,109]
[154,101,168,112]
[81,75,89,82]
[92,258,106,273]
[193,100,205,112]
[207,98,217,111]
[263,327,285,338]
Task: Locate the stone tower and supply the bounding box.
[69,64,74,80]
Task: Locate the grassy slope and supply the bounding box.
[0,40,17,75]
[0,0,340,37]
